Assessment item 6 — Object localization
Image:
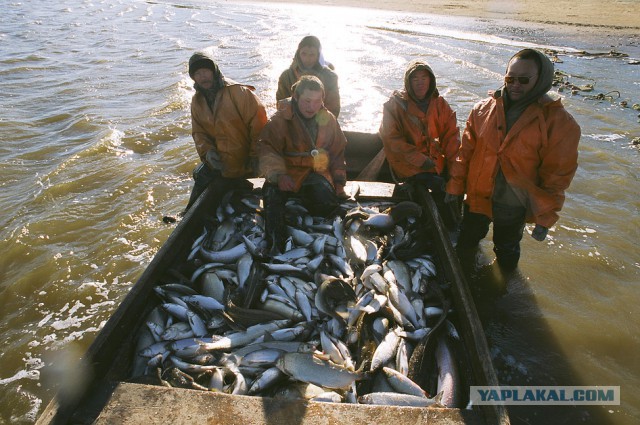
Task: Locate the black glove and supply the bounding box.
[531,224,548,241]
[421,157,436,171]
[444,193,463,204]
[205,149,223,172]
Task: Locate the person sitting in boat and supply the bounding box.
[445,48,581,271]
[276,35,341,118]
[258,75,347,252]
[184,50,268,213]
[379,59,461,227]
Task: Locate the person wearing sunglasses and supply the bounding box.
[445,48,581,271]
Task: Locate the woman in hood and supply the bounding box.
[379,59,461,228]
[446,48,581,271]
[276,35,341,118]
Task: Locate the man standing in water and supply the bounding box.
[379,59,461,228]
[258,75,347,253]
[276,35,341,118]
[446,48,581,271]
[183,51,267,213]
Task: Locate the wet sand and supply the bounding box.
[252,0,640,34]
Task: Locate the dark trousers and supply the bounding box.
[457,202,526,270]
[262,173,338,252]
[405,172,460,229]
[185,163,220,212]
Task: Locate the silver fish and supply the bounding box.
[276,352,362,390]
[238,348,284,368]
[395,338,410,376]
[200,242,247,264]
[362,213,395,232]
[274,247,311,262]
[182,294,225,313]
[161,322,193,341]
[236,253,253,289]
[259,299,304,322]
[295,289,313,322]
[358,391,441,407]
[435,335,460,408]
[187,310,208,337]
[370,328,400,371]
[200,272,226,303]
[388,283,420,329]
[170,356,217,373]
[248,366,285,395]
[287,226,314,246]
[190,262,224,284]
[382,366,426,397]
[197,319,290,351]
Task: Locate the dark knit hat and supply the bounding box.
[189,52,216,79]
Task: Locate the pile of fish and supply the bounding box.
[132,188,467,408]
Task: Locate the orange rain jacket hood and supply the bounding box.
[379,60,460,179]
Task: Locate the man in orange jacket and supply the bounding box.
[184,51,267,213]
[258,75,347,252]
[446,49,581,271]
[379,60,461,227]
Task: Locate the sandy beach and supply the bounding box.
[247,0,640,35]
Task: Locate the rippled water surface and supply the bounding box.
[0,0,638,423]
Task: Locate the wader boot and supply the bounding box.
[298,173,339,217]
[262,183,288,254]
[491,203,526,272]
[184,162,220,214]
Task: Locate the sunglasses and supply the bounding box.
[504,75,536,84]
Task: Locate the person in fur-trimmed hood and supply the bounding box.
[379,59,461,227]
[446,48,581,271]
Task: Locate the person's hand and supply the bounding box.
[335,184,348,200]
[421,157,436,171]
[531,224,548,241]
[444,192,463,204]
[205,149,223,171]
[277,174,296,192]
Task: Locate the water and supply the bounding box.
[0,0,638,423]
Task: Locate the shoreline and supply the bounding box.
[242,0,640,36]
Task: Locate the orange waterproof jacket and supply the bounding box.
[379,90,460,180]
[257,99,347,193]
[446,92,580,228]
[191,81,267,178]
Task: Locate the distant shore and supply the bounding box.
[243,0,640,35]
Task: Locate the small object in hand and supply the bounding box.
[531,224,548,241]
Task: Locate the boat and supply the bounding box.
[36,131,510,425]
